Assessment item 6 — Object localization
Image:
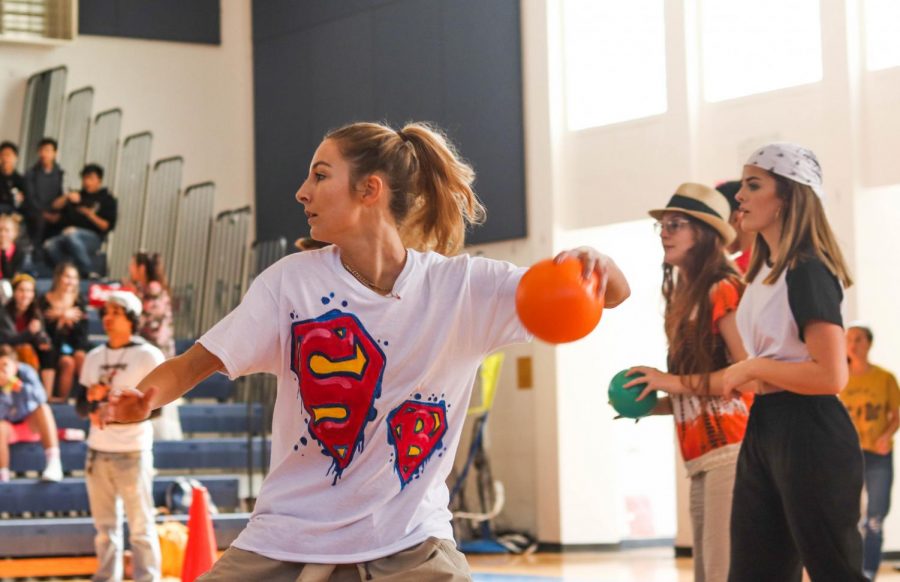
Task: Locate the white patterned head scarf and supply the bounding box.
[745,142,825,200]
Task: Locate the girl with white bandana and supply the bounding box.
[721,143,865,581]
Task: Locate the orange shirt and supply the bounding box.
[671,279,753,469]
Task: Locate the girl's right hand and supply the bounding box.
[103,386,158,427]
[625,365,688,400]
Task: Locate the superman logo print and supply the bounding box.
[291,309,386,483]
[387,399,448,488]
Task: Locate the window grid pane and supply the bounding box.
[563,0,668,130]
[701,0,823,102]
[865,0,900,71]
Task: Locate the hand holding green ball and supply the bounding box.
[608,369,658,419]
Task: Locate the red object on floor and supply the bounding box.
[181,486,218,582]
[7,421,84,444]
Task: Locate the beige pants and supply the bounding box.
[198,537,472,582]
[690,462,737,582]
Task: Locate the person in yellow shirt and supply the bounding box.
[840,323,900,580]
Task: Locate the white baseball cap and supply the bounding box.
[106,290,143,318]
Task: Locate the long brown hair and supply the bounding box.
[325,122,486,256]
[746,174,853,287]
[132,251,169,292]
[50,262,79,295]
[663,215,744,392]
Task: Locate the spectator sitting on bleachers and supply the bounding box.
[39,263,88,402]
[74,291,162,581]
[24,138,64,248]
[0,142,29,222]
[128,252,174,358]
[128,251,181,441]
[44,163,117,279]
[0,344,62,482]
[5,274,53,377]
[0,214,26,281]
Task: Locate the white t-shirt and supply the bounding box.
[199,246,529,563]
[736,259,843,364]
[80,339,165,452]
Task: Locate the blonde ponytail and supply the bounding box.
[326,121,485,255]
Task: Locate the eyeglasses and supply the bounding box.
[653,218,692,235]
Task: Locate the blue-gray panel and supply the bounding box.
[253,31,314,239]
[79,0,220,45]
[307,12,375,132]
[252,0,526,246]
[252,0,396,41]
[372,0,443,122]
[441,0,526,244]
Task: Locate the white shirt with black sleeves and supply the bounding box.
[736,257,844,363]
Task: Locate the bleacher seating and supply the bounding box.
[1,65,289,575]
[9,438,270,473]
[0,475,241,515]
[0,514,248,557]
[49,402,264,434]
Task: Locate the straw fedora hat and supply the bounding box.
[648,183,736,245]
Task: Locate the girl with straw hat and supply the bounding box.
[627,182,750,582]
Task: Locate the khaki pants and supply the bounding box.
[198,537,472,582]
[85,450,160,582]
[690,462,737,582]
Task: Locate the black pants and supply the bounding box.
[729,392,866,582]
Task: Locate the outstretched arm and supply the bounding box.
[626,312,757,399]
[104,344,224,425]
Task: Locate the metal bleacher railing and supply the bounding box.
[170,181,216,340]
[140,155,183,273]
[58,86,92,192]
[199,206,252,334]
[86,107,122,188]
[18,66,66,172]
[107,131,153,280]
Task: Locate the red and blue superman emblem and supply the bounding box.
[291,309,385,482]
[387,400,448,487]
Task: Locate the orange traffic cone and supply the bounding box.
[181,486,218,582]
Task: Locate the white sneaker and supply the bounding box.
[41,457,63,482]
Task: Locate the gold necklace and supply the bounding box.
[341,258,398,298]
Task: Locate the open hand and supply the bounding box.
[103,386,158,427]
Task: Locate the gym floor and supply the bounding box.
[11,549,900,580]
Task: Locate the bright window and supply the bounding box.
[563,0,668,130]
[701,0,823,102]
[865,0,900,71]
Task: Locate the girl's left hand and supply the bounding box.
[554,247,610,300]
[723,359,759,394]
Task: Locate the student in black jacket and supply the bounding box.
[0,142,27,219]
[24,138,65,246]
[44,164,117,278]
